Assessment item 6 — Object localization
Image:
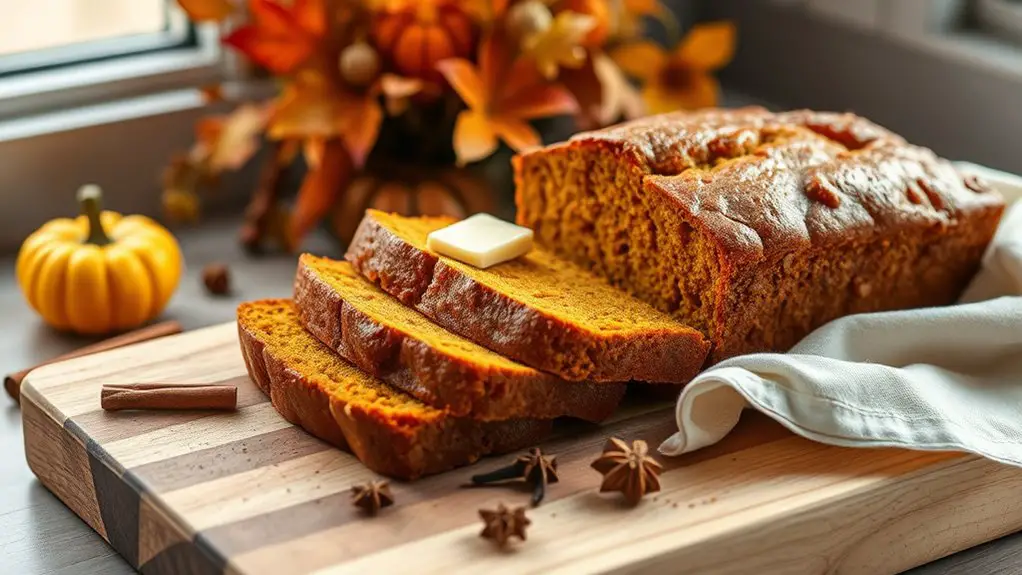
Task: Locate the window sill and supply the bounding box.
[0,79,277,253]
[0,24,223,121]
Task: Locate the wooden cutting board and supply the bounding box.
[20,323,1022,575]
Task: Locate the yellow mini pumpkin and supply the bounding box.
[16,185,183,335]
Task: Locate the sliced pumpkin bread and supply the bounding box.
[237,299,552,479]
[344,210,710,383]
[294,254,626,421]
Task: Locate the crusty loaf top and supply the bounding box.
[538,107,1005,264]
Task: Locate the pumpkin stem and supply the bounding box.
[77,184,112,246]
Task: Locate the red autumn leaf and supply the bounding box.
[223,0,326,74]
[178,0,235,21]
[289,139,352,248]
[290,0,327,37]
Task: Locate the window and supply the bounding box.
[0,1,231,253]
[0,0,168,66]
[0,0,223,121]
[975,0,1022,44]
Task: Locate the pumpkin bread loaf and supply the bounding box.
[515,107,1005,362]
[345,209,710,382]
[237,299,552,479]
[294,255,627,421]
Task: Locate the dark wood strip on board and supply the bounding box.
[130,426,334,493]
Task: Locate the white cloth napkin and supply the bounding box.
[660,165,1022,467]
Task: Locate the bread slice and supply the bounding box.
[294,255,626,421]
[344,210,710,383]
[237,299,552,479]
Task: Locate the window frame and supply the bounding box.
[0,4,189,75]
[975,0,1022,44]
[0,4,225,122]
[0,2,243,253]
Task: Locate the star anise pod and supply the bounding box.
[470,448,559,505]
[350,480,394,515]
[479,503,531,547]
[590,437,663,506]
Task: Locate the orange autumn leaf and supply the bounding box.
[609,21,735,114]
[452,109,498,164]
[290,139,352,248]
[196,103,270,173]
[624,0,659,15]
[269,74,348,140]
[522,10,596,79]
[303,137,325,170]
[269,70,415,167]
[675,20,737,70]
[438,33,578,164]
[178,0,235,21]
[199,83,226,103]
[223,0,326,74]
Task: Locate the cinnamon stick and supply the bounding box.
[5,320,183,404]
[100,383,237,411]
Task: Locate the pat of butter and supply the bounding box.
[426,213,533,268]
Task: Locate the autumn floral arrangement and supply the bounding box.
[167,0,735,251]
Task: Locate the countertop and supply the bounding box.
[1,217,1021,574]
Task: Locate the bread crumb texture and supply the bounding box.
[515,107,1004,360]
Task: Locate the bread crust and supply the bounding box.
[294,257,626,421]
[515,107,1006,361]
[237,300,552,480]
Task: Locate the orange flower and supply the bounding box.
[522,9,596,79]
[611,21,735,113]
[438,31,579,165]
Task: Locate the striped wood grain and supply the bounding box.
[20,323,1022,574]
